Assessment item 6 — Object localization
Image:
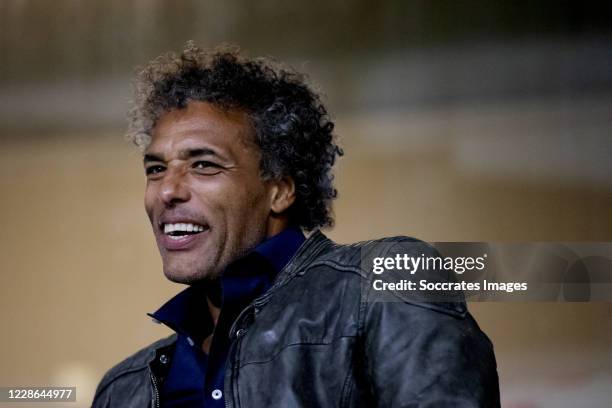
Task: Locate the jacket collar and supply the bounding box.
[148,226,306,340]
[231,229,334,314]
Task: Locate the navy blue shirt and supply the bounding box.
[149,227,305,408]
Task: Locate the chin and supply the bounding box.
[164,270,211,284]
[162,261,219,284]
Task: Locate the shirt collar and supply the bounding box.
[149,226,305,340]
[253,225,305,273]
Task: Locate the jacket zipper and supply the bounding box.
[149,371,160,408]
[224,328,245,408]
[227,268,296,337]
[223,233,328,407]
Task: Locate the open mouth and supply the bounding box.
[163,223,207,240]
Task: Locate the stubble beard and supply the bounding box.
[161,225,266,285]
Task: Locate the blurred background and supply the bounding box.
[1,1,611,406]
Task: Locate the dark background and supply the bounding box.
[1,1,611,406]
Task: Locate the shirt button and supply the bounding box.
[159,354,168,364]
[236,328,247,338]
[211,389,222,400]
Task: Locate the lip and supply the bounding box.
[159,228,209,251]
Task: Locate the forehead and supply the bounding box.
[146,101,256,157]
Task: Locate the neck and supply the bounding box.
[202,218,293,353]
[265,214,290,238]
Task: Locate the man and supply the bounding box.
[93,42,500,407]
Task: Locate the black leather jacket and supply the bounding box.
[92,232,500,407]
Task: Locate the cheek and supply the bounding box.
[143,186,156,219]
[225,183,271,223]
[244,187,273,224]
[191,174,271,229]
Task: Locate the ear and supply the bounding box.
[269,177,296,214]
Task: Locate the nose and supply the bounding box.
[158,167,191,206]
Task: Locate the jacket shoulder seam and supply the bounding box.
[307,248,467,318]
[306,259,364,275]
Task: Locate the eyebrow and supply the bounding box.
[143,147,221,164]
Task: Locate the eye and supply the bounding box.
[145,165,166,176]
[193,161,222,175]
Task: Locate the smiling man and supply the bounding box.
[143,102,294,285]
[92,43,500,407]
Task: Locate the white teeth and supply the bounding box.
[163,223,205,234]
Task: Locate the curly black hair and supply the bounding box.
[128,41,343,231]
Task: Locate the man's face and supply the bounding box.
[143,101,275,283]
